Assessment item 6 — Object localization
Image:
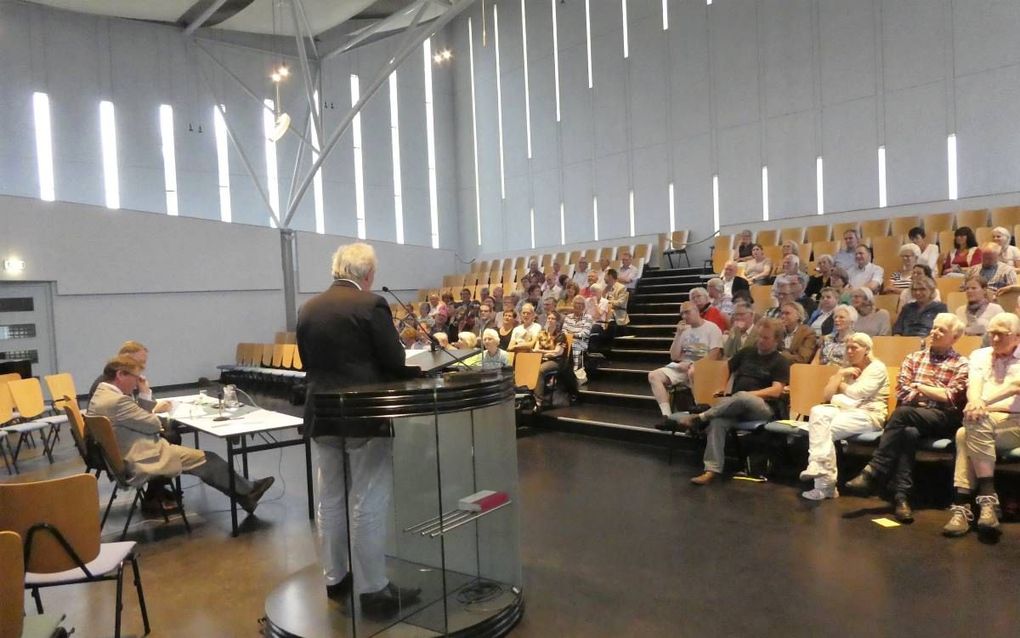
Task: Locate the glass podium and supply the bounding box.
[264,371,524,637]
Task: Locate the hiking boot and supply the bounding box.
[942,504,974,537]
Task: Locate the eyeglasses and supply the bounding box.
[988,330,1014,338]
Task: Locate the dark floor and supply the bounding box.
[6,407,1020,637]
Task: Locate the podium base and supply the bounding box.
[264,560,523,637]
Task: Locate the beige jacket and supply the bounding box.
[606,282,630,326]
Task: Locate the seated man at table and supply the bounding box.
[675,318,791,485]
[89,354,274,514]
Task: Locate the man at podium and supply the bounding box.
[297,242,421,616]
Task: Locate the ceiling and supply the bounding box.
[23,0,419,36]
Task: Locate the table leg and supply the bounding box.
[305,438,314,520]
[228,436,238,537]
[241,435,250,479]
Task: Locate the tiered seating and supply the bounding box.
[219,341,304,387]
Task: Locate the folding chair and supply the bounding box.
[0,531,71,638]
[85,415,190,541]
[0,474,150,638]
[0,380,55,466]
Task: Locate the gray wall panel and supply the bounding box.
[822,97,878,213]
[767,110,817,219]
[761,0,815,117]
[818,0,876,106]
[882,0,945,91]
[710,0,760,128]
[956,64,1020,199]
[885,81,947,205]
[718,123,763,227]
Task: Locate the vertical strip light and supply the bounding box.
[551,0,561,122]
[559,202,566,245]
[593,195,599,240]
[622,0,630,59]
[32,92,55,202]
[668,183,675,233]
[423,39,440,248]
[947,134,958,200]
[761,166,769,221]
[878,146,887,208]
[468,18,482,246]
[158,104,179,215]
[815,156,825,215]
[311,91,325,234]
[628,189,636,236]
[262,98,280,227]
[213,106,231,222]
[388,76,404,243]
[662,0,669,30]
[350,76,366,239]
[584,0,593,88]
[494,5,506,198]
[712,174,720,232]
[521,0,533,158]
[99,100,120,209]
[530,208,536,249]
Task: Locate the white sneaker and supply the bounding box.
[801,486,839,501]
[799,462,825,482]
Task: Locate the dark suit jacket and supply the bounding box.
[730,276,750,296]
[297,279,409,437]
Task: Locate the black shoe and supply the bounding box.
[893,496,914,524]
[655,416,676,431]
[844,468,879,497]
[359,582,422,617]
[326,573,353,601]
[239,476,275,514]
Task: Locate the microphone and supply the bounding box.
[381,285,481,374]
[213,387,230,421]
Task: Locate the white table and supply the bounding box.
[162,394,310,536]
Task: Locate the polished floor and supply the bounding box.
[6,416,1020,637]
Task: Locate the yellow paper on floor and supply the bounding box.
[872,517,901,528]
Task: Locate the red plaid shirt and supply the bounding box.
[896,347,969,411]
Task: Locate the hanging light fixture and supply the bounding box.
[267,1,291,143]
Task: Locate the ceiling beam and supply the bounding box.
[182,0,231,36]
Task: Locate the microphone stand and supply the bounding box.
[381,286,482,374]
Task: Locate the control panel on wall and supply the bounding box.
[0,283,56,378]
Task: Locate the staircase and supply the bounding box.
[541,266,708,438]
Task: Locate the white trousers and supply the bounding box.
[805,405,878,485]
[314,436,392,594]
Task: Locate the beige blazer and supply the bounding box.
[606,282,630,326]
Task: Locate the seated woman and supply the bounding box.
[581,270,600,297]
[909,226,941,271]
[850,287,891,336]
[893,276,947,337]
[778,301,818,364]
[585,283,610,353]
[480,328,511,369]
[557,281,581,312]
[800,333,889,500]
[733,229,754,262]
[829,266,851,304]
[743,244,773,285]
[897,263,942,311]
[815,304,858,366]
[955,275,1003,336]
[991,226,1020,267]
[886,244,920,294]
[497,310,517,350]
[940,226,981,276]
[562,295,594,370]
[533,312,574,410]
[807,287,839,336]
[805,254,834,300]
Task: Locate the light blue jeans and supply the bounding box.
[701,392,775,473]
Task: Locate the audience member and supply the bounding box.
[720,261,750,298]
[581,270,599,297]
[908,226,940,271]
[779,240,802,271]
[805,254,834,300]
[595,257,612,285]
[649,301,724,423]
[847,245,884,293]
[586,283,610,323]
[604,269,630,328]
[542,271,563,298]
[772,255,808,300]
[991,226,1020,267]
[508,303,541,352]
[722,302,759,358]
[690,287,728,331]
[850,287,891,336]
[892,276,947,337]
[744,244,772,285]
[559,281,581,311]
[473,302,497,337]
[829,266,851,304]
[897,264,941,310]
[479,329,511,370]
[456,288,477,310]
[399,326,429,349]
[533,311,573,410]
[562,295,595,370]
[941,226,981,276]
[967,242,1017,292]
[799,333,889,500]
[521,259,545,289]
[807,288,839,336]
[815,304,858,366]
[617,250,641,290]
[497,310,517,350]
[491,285,504,308]
[453,331,478,350]
[502,296,517,314]
[834,229,860,270]
[956,276,1003,336]
[676,319,791,485]
[733,229,754,262]
[450,304,475,340]
[886,244,920,293]
[790,277,817,316]
[777,301,818,364]
[516,284,544,320]
[844,314,969,522]
[943,313,1020,538]
[572,256,592,288]
[706,278,733,317]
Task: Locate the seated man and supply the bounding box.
[847,245,884,294]
[604,269,630,329]
[941,313,1020,538]
[472,302,498,337]
[89,354,274,514]
[764,281,794,319]
[649,301,724,425]
[771,254,808,301]
[722,302,759,359]
[689,287,728,332]
[507,303,542,352]
[676,319,791,485]
[969,242,1017,292]
[777,301,818,364]
[719,261,750,299]
[706,277,733,318]
[844,313,969,523]
[616,250,641,290]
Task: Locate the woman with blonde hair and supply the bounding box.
[800,332,889,500]
[850,287,891,336]
[991,226,1020,267]
[815,304,858,366]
